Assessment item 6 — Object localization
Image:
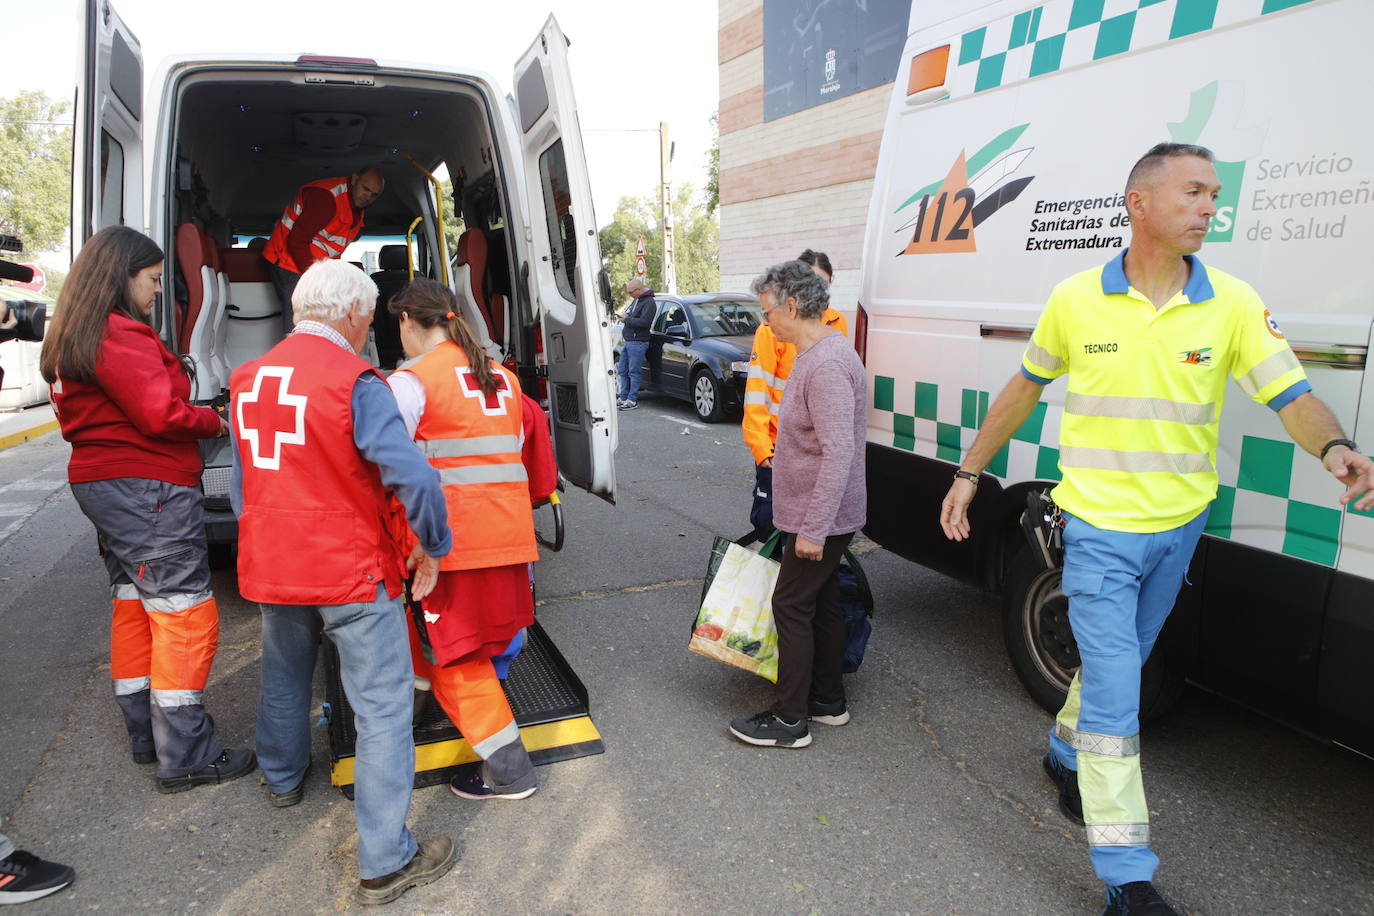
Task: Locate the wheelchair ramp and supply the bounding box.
[324,620,604,795]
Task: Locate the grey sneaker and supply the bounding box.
[356,836,456,906]
[618,400,638,410]
[807,697,850,726]
[728,710,811,748]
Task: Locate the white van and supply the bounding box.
[857,0,1373,757]
[73,1,619,546]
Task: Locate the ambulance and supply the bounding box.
[857,0,1373,757]
[73,0,619,541]
[72,0,617,785]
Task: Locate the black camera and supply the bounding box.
[0,234,47,343]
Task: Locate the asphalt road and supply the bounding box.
[1,394,1372,915]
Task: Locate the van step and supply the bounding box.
[324,620,604,796]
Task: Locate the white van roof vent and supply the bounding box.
[294,112,368,153]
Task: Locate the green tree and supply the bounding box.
[438,178,465,256]
[0,91,73,255]
[599,183,719,301]
[705,113,719,216]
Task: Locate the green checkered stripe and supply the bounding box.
[951,0,1320,97]
[873,375,1347,567]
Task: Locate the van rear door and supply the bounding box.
[72,0,144,250]
[513,16,617,503]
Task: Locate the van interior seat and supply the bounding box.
[454,227,506,355]
[206,242,233,386]
[220,246,284,370]
[370,244,410,370]
[175,222,221,398]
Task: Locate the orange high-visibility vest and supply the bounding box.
[741,307,848,465]
[392,341,538,571]
[261,177,363,274]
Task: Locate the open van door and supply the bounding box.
[72,0,144,251]
[514,16,617,504]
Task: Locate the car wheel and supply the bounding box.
[1001,544,1185,723]
[692,369,725,423]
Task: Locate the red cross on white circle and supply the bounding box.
[455,366,512,416]
[236,366,308,470]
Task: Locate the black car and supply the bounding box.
[616,293,763,422]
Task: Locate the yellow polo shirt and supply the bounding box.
[1021,251,1309,533]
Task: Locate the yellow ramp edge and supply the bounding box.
[0,419,59,452]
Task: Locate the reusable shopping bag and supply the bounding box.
[838,549,875,673]
[690,531,783,682]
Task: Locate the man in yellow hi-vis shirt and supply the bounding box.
[743,249,847,538]
[940,144,1374,916]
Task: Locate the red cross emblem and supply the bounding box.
[455,366,513,416]
[236,366,308,470]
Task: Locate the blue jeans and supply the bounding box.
[617,339,649,402]
[1048,509,1207,887]
[256,585,417,879]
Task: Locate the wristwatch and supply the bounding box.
[953,469,980,485]
[1320,438,1359,460]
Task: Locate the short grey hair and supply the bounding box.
[1126,142,1214,195]
[292,259,378,322]
[750,259,829,320]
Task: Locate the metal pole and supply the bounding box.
[660,121,677,294]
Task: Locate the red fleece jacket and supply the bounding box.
[54,311,222,486]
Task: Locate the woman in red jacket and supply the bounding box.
[386,278,539,800]
[39,226,254,794]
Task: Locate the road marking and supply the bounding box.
[655,415,708,431]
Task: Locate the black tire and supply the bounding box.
[1001,544,1186,723]
[207,542,235,571]
[691,369,725,423]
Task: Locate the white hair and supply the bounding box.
[292,259,378,322]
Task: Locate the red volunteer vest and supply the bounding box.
[261,177,363,274]
[231,334,403,604]
[392,341,538,571]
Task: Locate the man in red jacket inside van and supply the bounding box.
[261,167,385,333]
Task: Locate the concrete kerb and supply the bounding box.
[0,406,59,452]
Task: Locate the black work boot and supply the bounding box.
[1043,753,1084,825]
[1101,881,1179,916]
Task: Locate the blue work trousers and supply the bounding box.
[617,340,649,402]
[1048,509,1207,887]
[256,585,418,879]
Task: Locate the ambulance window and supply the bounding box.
[109,30,142,121]
[99,131,124,229]
[538,140,577,302]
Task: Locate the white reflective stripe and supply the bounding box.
[326,182,349,195]
[152,688,203,708]
[1024,341,1064,373]
[310,240,334,257]
[280,214,297,230]
[420,435,521,459]
[747,363,786,390]
[114,676,150,696]
[1085,823,1150,846]
[1238,348,1302,398]
[471,719,521,759]
[743,391,770,407]
[1054,722,1141,758]
[767,401,781,417]
[437,464,529,485]
[1058,446,1213,475]
[142,590,213,614]
[318,230,352,248]
[112,583,141,601]
[1065,392,1215,426]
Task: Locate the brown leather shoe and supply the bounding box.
[355,836,455,906]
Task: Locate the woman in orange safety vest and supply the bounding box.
[385,278,539,800]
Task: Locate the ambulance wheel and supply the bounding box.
[692,369,725,423]
[1002,545,1185,724]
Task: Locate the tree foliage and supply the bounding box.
[705,113,719,217]
[599,183,719,301]
[0,91,73,255]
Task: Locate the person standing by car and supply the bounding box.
[728,260,867,749]
[617,277,656,410]
[260,167,385,332]
[39,225,255,793]
[939,143,1374,916]
[742,249,847,540]
[230,259,455,905]
[386,278,540,801]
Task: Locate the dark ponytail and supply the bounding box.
[389,277,499,395]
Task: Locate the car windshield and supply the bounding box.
[688,299,764,337]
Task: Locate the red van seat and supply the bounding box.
[220,247,272,283]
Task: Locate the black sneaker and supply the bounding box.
[1043,753,1084,825]
[356,835,456,906]
[132,749,157,765]
[807,698,850,726]
[157,747,257,794]
[1101,881,1179,916]
[0,850,75,905]
[448,761,537,800]
[728,710,811,748]
[269,760,313,808]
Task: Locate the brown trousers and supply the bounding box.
[770,531,855,723]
